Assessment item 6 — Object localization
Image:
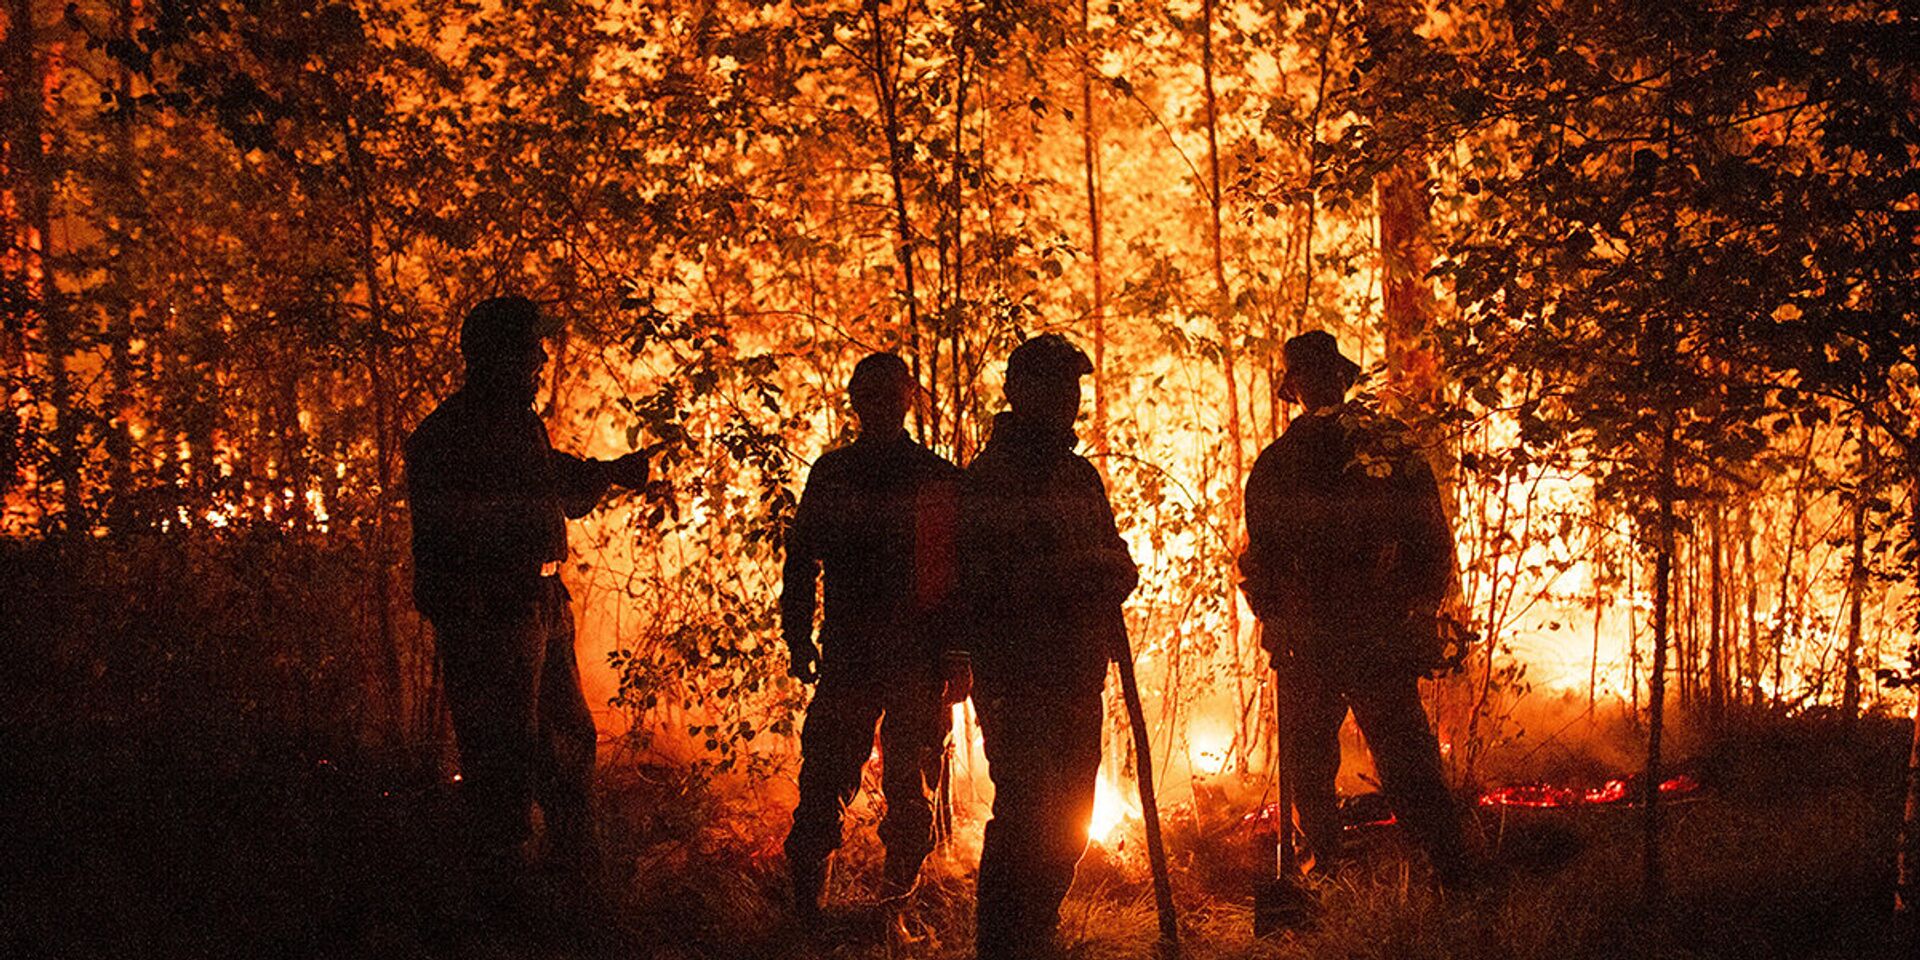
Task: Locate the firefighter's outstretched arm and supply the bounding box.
[552,442,660,519]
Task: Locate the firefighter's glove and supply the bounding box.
[608,447,655,489]
[787,638,820,684]
[1046,553,1137,615]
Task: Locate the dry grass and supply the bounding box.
[587,718,1912,960]
[5,716,1910,959]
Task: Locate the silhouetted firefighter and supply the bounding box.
[958,334,1138,959]
[405,296,653,915]
[1239,330,1473,888]
[781,353,967,920]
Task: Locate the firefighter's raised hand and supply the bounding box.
[787,638,820,684]
[607,445,657,489]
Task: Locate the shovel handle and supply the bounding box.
[1274,664,1298,877]
[1115,640,1180,958]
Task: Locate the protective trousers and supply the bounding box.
[1279,666,1467,881]
[785,669,948,880]
[974,683,1104,960]
[433,579,598,881]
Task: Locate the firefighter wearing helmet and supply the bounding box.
[956,334,1140,958]
[780,352,968,920]
[405,295,656,920]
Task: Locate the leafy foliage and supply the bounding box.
[2,0,1914,789]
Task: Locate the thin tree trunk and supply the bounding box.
[1199,0,1250,768]
[1677,537,1694,712]
[0,5,24,492]
[280,349,307,530]
[1628,529,1641,728]
[9,0,84,530]
[1773,430,1817,709]
[1591,494,1606,716]
[1466,460,1520,773]
[1900,691,1920,918]
[1379,161,1439,408]
[1898,463,1920,921]
[1841,430,1871,729]
[1199,0,1236,474]
[933,1,970,456]
[1708,500,1725,727]
[1743,502,1759,706]
[1079,0,1107,454]
[1370,0,1444,434]
[945,57,968,462]
[1687,535,1701,710]
[344,121,402,740]
[101,0,141,531]
[866,1,924,438]
[1644,417,1677,907]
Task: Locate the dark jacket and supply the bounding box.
[405,387,614,621]
[1240,402,1453,677]
[955,413,1137,694]
[781,430,961,677]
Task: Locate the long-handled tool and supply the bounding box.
[935,734,955,846]
[1254,634,1315,935]
[1114,631,1179,958]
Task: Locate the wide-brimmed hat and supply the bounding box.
[1279,330,1360,398]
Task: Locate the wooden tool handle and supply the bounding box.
[1115,641,1180,958]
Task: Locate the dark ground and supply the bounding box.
[3,713,1915,960]
[3,541,1914,958]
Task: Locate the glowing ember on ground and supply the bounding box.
[1583,779,1629,805]
[1237,773,1705,834]
[1477,774,1701,809]
[1477,783,1583,809]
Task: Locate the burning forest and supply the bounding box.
[4,0,1920,958]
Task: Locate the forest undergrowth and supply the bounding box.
[6,695,1911,960]
[589,717,1913,960]
[3,539,1915,959]
[2,535,1915,960]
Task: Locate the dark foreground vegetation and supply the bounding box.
[7,691,1912,960]
[5,540,1913,960]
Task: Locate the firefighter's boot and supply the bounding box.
[790,854,828,923]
